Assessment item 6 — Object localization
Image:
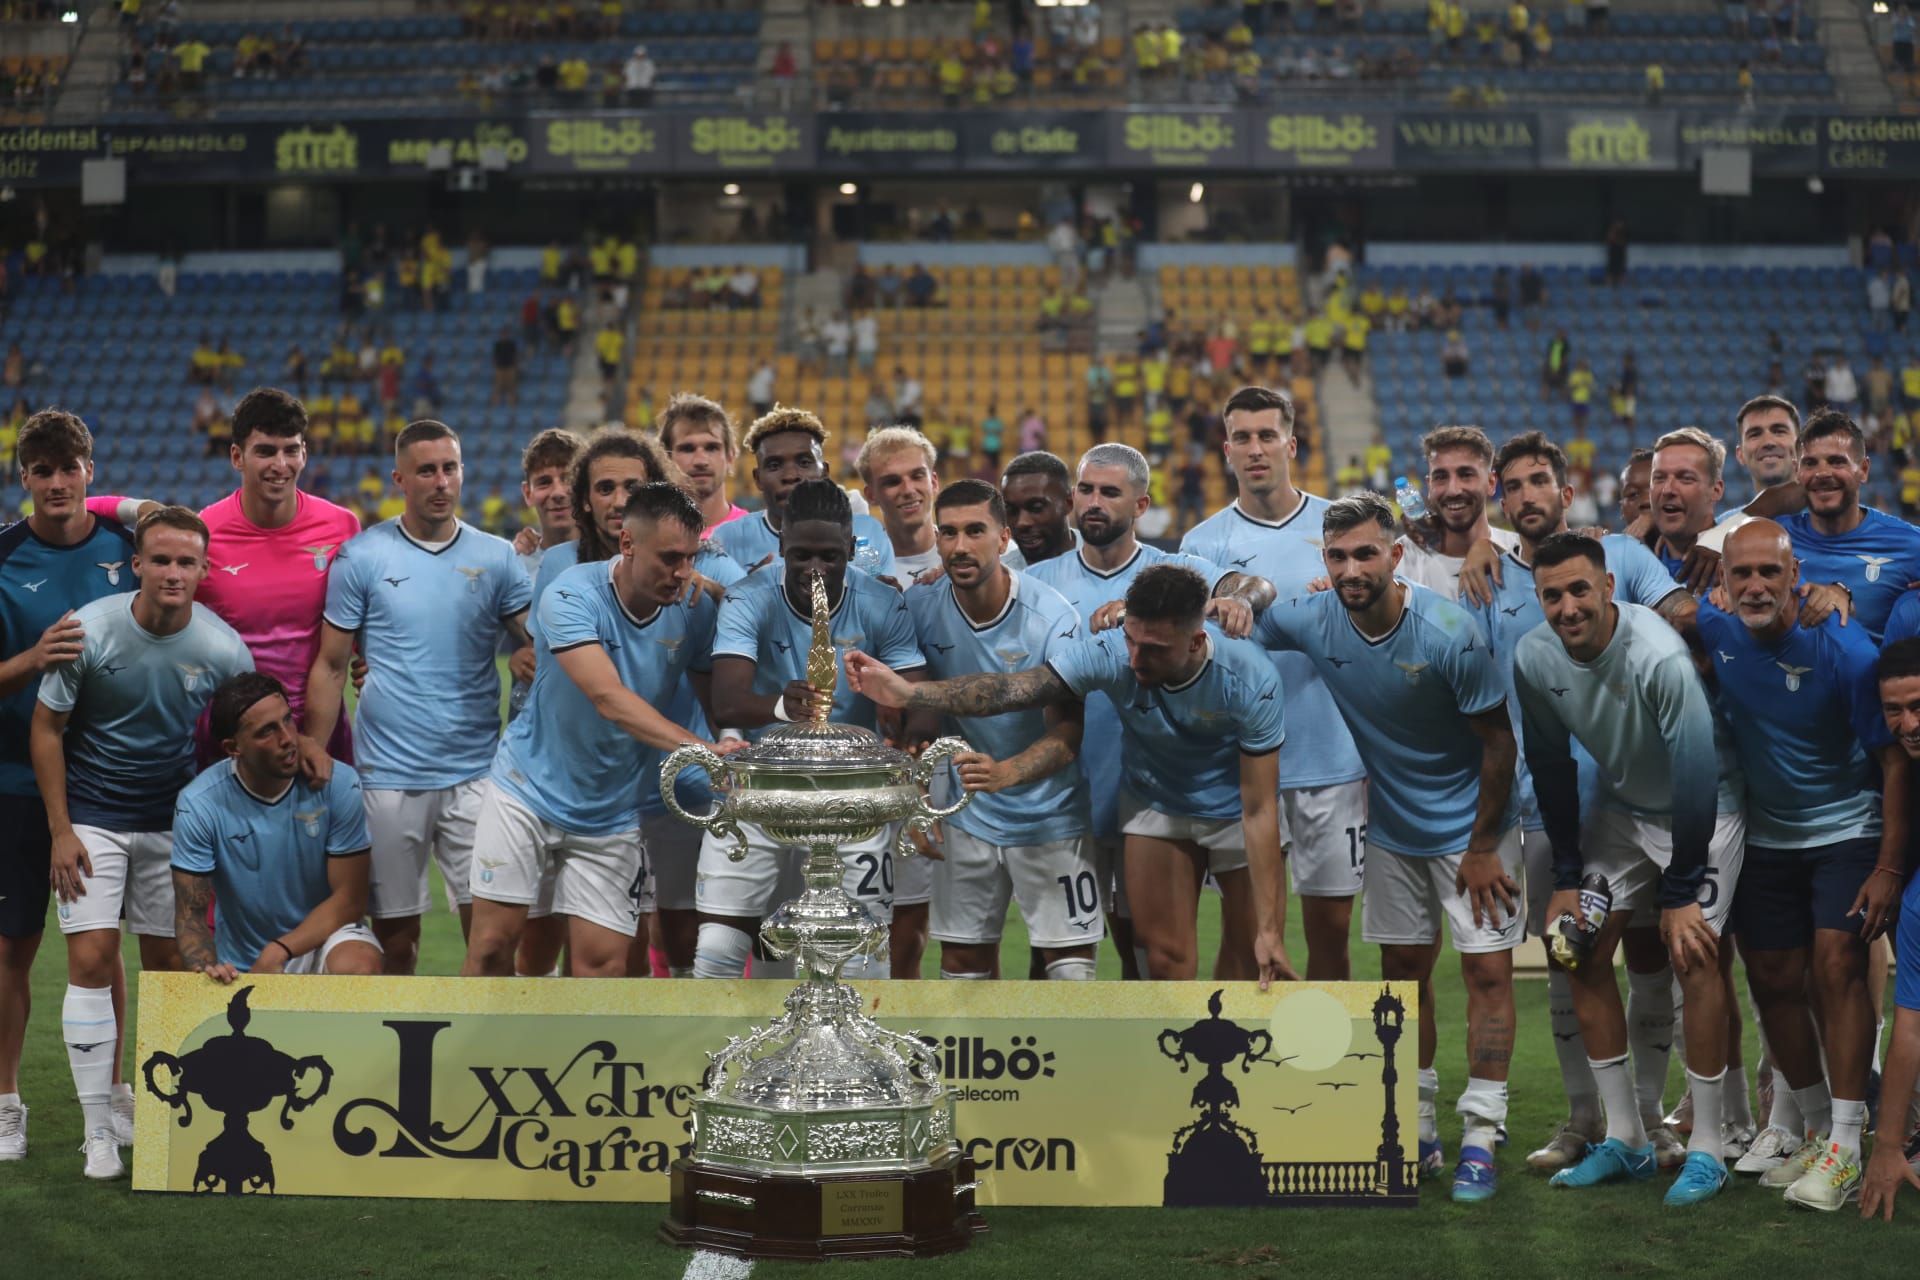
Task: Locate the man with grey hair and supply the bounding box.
[1253,490,1522,1205]
[1030,441,1275,980]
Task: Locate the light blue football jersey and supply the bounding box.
[1780,507,1920,643]
[492,558,715,835]
[712,509,897,582]
[711,566,924,738]
[1028,542,1228,839]
[323,520,531,790]
[171,760,371,970]
[1696,603,1888,848]
[1255,583,1510,857]
[1046,625,1283,822]
[0,515,137,796]
[1181,497,1368,792]
[38,594,253,830]
[1512,603,1722,902]
[1476,534,1687,831]
[905,570,1091,845]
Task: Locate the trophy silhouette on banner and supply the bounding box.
[656,571,984,1260]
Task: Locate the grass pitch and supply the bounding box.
[10,891,1920,1280]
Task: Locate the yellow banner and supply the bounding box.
[133,976,1418,1208]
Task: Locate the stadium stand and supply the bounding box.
[108,9,761,121]
[1360,254,1910,510]
[0,255,574,522]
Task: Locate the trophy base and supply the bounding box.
[660,1151,985,1261]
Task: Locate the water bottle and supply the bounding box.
[507,677,531,722]
[1394,475,1428,523]
[1548,873,1612,971]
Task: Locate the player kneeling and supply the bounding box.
[171,672,383,988]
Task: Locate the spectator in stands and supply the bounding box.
[1531,21,1552,61]
[905,263,937,309]
[1737,60,1754,108]
[1896,271,1912,333]
[594,320,624,396]
[1568,358,1595,428]
[1868,354,1895,420]
[853,310,878,374]
[187,334,218,386]
[824,313,851,376]
[173,34,210,91]
[1086,357,1112,442]
[1341,311,1369,385]
[846,263,876,311]
[1643,57,1665,104]
[1518,262,1544,324]
[747,358,776,420]
[1604,218,1629,286]
[1804,354,1828,410]
[794,307,822,376]
[193,385,227,453]
[1871,269,1894,331]
[1772,0,1797,43]
[894,366,925,429]
[1542,328,1571,397]
[1490,267,1512,329]
[559,53,592,100]
[877,265,903,308]
[411,355,442,419]
[1017,407,1047,456]
[862,383,892,431]
[624,45,656,108]
[284,345,309,397]
[1892,6,1916,89]
[1826,354,1860,415]
[554,293,580,357]
[215,338,244,390]
[727,266,760,310]
[490,327,519,407]
[979,405,1005,473]
[1442,329,1470,378]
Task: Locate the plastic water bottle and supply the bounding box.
[1394,475,1428,523]
[1548,873,1612,971]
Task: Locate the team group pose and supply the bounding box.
[8,378,1920,1224]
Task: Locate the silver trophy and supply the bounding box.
[656,571,984,1260]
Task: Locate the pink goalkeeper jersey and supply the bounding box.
[195,490,363,720]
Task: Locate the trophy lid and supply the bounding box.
[728,719,914,774]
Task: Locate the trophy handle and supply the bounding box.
[898,736,970,859]
[281,1053,334,1130]
[660,743,748,862]
[143,1050,193,1127]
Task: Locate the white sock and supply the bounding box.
[1548,968,1600,1127]
[667,965,693,979]
[0,1091,18,1108]
[1458,1076,1508,1152]
[1044,957,1096,981]
[1591,1053,1649,1148]
[1418,1066,1439,1144]
[1790,1081,1833,1139]
[110,1081,131,1105]
[62,985,116,1136]
[692,923,753,979]
[940,970,991,980]
[1626,968,1676,1121]
[1686,1069,1725,1160]
[1768,1077,1805,1136]
[1830,1098,1867,1154]
[1723,1063,1753,1129]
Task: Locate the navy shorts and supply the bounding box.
[1732,836,1882,952]
[0,792,52,939]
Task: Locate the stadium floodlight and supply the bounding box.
[723,183,740,197]
[61,8,78,20]
[839,182,858,196]
[1189,182,1204,204]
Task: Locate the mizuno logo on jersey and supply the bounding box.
[220,563,247,575]
[1230,555,1255,567]
[1500,604,1523,616]
[101,663,125,676]
[1717,651,1735,663]
[304,544,338,572]
[1778,662,1811,692]
[20,578,45,592]
[1258,689,1275,701]
[456,566,486,592]
[1859,555,1893,583]
[929,641,954,654]
[383,576,409,588]
[67,1041,107,1053]
[1058,624,1077,640]
[1395,661,1428,686]
[1549,687,1569,697]
[96,561,123,585]
[1327,656,1351,667]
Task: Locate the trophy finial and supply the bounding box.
[805,570,835,726]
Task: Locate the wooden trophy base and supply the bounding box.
[660,1151,985,1261]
